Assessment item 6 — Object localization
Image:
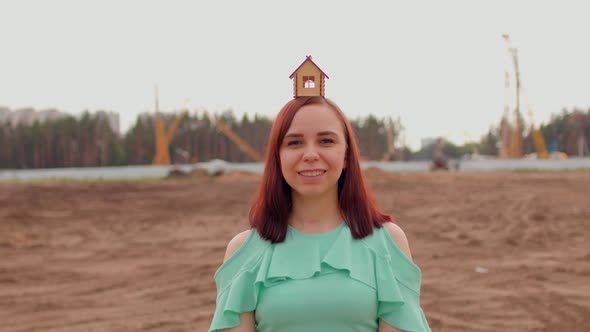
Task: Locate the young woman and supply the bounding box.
[209,97,431,332]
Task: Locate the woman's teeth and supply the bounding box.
[299,170,325,177]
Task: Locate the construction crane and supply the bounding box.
[522,92,549,159]
[381,116,396,161]
[499,70,511,159]
[396,116,406,161]
[152,86,186,165]
[201,110,263,162]
[380,116,408,162]
[503,35,550,160]
[502,34,523,159]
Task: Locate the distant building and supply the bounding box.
[12,108,37,127]
[37,109,66,123]
[0,107,10,124]
[0,107,67,127]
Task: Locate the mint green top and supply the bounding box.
[209,223,431,332]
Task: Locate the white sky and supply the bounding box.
[1,0,589,150]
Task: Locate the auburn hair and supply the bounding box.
[249,96,392,243]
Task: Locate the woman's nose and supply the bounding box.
[302,148,319,162]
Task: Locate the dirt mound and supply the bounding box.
[166,168,190,178]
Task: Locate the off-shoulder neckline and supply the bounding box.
[287,222,346,237]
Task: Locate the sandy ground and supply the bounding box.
[1,170,589,332]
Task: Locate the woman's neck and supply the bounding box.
[289,189,343,232]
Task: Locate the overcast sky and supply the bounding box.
[1,0,588,150]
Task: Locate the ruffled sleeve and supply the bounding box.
[208,229,271,332]
[365,225,432,332]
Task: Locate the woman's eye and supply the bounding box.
[287,140,301,146]
[320,138,334,144]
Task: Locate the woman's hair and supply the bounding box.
[249,96,392,243]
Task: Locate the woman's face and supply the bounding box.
[279,103,347,199]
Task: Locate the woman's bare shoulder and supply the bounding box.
[382,222,413,261]
[223,229,253,262]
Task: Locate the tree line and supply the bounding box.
[0,110,395,169]
[410,108,590,161]
[1,108,589,169]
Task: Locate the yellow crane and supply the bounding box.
[152,86,186,165]
[201,110,263,162]
[523,95,549,160]
[505,34,549,160]
[529,120,549,159]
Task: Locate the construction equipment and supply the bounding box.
[523,99,549,159]
[499,71,511,159]
[502,34,523,159]
[152,86,186,165]
[528,117,549,159]
[202,110,263,162]
[430,137,449,171]
[397,116,406,161]
[381,116,396,161]
[380,116,406,161]
[504,34,549,160]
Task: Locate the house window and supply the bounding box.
[303,76,316,88]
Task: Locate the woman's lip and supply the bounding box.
[298,170,326,177]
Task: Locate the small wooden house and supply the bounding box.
[289,56,329,97]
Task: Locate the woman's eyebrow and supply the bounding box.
[284,133,304,138]
[284,131,337,138]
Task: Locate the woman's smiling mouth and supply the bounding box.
[298,170,326,177]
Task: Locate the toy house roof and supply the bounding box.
[289,56,330,79]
